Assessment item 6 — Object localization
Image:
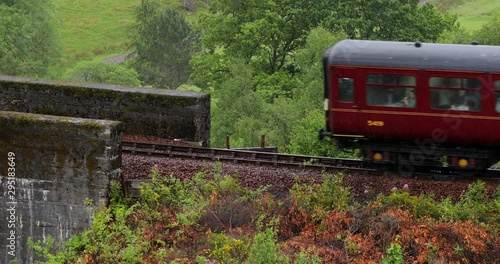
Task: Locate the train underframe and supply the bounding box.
[337,138,499,176]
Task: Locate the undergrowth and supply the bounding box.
[29,165,499,263]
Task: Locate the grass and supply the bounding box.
[446,0,500,31]
[53,0,139,66]
[53,0,207,68]
[177,84,202,92]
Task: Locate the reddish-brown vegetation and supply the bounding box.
[73,134,498,263]
[116,153,499,263]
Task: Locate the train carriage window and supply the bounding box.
[449,78,461,88]
[365,74,416,108]
[429,77,461,88]
[400,76,416,86]
[429,77,481,111]
[366,74,398,85]
[465,78,480,89]
[338,78,354,102]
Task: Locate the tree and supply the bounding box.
[195,0,329,76]
[326,0,456,42]
[473,11,500,45]
[288,109,357,158]
[210,59,266,147]
[64,61,141,86]
[191,0,331,104]
[292,28,346,111]
[275,28,349,154]
[411,3,457,42]
[438,25,473,44]
[0,0,61,77]
[132,1,197,88]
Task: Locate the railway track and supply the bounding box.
[122,141,374,173]
[121,141,500,182]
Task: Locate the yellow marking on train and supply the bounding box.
[332,65,418,71]
[367,120,384,126]
[331,65,484,74]
[332,134,365,138]
[331,108,500,121]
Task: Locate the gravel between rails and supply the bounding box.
[122,153,498,202]
[121,134,498,201]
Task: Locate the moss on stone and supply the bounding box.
[86,156,99,176]
[0,76,210,142]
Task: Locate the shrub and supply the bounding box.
[436,181,499,228]
[246,226,287,264]
[195,164,271,230]
[292,248,322,264]
[384,190,441,219]
[454,181,490,222]
[290,172,351,221]
[64,61,141,86]
[28,236,78,264]
[382,237,404,264]
[206,232,250,263]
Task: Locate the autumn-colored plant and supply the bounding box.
[29,167,499,263]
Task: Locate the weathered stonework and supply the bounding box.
[0,75,210,146]
[0,111,123,263]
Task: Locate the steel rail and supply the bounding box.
[121,140,373,172]
[121,141,500,182]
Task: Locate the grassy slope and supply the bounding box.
[53,0,204,68]
[447,0,500,31]
[53,0,140,66]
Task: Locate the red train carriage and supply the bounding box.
[319,40,500,174]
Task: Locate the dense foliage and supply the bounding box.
[64,61,141,86]
[30,166,500,263]
[472,11,500,45]
[132,1,198,88]
[0,0,61,77]
[326,0,456,41]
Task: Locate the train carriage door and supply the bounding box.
[331,67,360,135]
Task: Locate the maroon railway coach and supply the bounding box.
[319,39,500,174]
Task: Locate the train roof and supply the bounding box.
[326,39,500,73]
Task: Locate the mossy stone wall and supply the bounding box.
[0,111,123,263]
[0,76,210,145]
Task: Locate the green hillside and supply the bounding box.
[446,0,500,31]
[53,0,140,65]
[53,0,204,66]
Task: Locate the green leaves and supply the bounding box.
[473,11,500,45]
[64,61,141,86]
[326,0,456,42]
[197,0,326,75]
[0,0,61,77]
[132,2,197,88]
[382,240,404,264]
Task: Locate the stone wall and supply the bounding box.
[0,76,210,146]
[0,111,123,263]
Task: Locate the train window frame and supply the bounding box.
[429,77,482,111]
[495,80,500,113]
[365,74,416,108]
[338,77,354,102]
[429,77,481,89]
